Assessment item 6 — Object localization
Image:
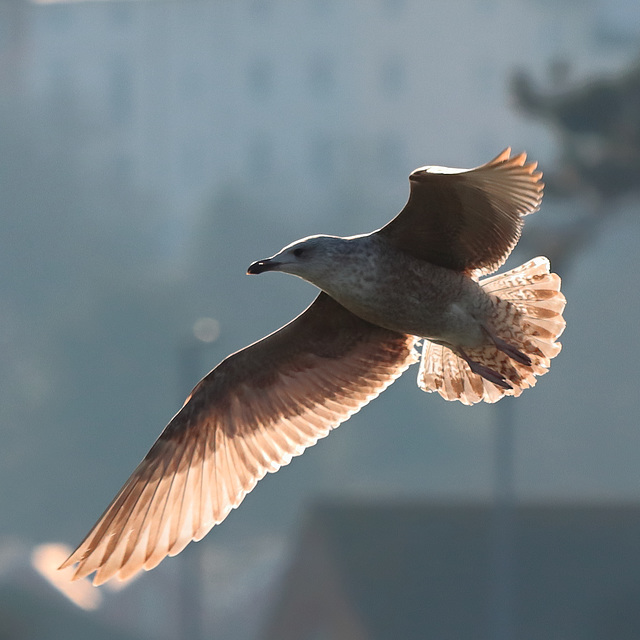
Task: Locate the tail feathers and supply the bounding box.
[417,257,566,405]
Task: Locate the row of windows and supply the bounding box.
[44,0,407,30]
[46,2,131,30]
[247,56,405,98]
[112,133,406,195]
[46,51,403,130]
[248,0,407,19]
[100,53,403,125]
[245,134,406,181]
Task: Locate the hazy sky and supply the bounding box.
[1,1,639,636]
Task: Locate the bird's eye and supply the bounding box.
[293,247,304,258]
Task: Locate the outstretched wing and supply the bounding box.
[377,149,543,276]
[61,293,418,585]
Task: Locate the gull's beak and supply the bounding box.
[247,258,281,275]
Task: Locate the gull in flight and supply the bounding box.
[61,149,566,585]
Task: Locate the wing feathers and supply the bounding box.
[62,294,418,584]
[378,149,543,276]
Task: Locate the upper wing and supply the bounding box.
[377,149,543,276]
[61,293,418,585]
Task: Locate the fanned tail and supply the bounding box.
[418,257,566,405]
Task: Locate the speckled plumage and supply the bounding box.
[61,149,565,585]
[288,234,495,347]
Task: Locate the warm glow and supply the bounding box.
[31,543,103,610]
[193,317,220,344]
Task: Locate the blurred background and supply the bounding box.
[1,0,640,638]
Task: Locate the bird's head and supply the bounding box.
[247,235,349,285]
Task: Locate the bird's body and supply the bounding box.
[279,233,493,348]
[61,149,566,585]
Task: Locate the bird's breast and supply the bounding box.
[321,253,492,348]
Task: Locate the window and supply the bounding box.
[109,57,132,125]
[378,134,404,175]
[381,0,407,17]
[112,155,132,188]
[309,0,333,16]
[249,0,272,20]
[307,55,334,95]
[181,140,206,187]
[247,58,273,98]
[310,135,335,179]
[380,57,404,97]
[248,133,273,178]
[50,5,73,30]
[109,3,130,27]
[181,66,203,101]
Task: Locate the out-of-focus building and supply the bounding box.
[0,0,29,94]
[19,0,639,255]
[4,3,640,639]
[264,501,640,640]
[513,60,640,199]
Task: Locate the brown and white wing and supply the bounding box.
[60,293,418,585]
[377,148,543,276]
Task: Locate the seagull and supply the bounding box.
[61,149,565,585]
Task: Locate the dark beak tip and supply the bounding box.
[247,259,273,275]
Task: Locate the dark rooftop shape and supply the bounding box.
[264,500,640,640]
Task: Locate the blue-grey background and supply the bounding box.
[1,0,639,638]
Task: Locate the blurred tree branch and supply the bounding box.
[511,58,640,272]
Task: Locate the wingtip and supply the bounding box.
[92,569,113,587]
[60,548,114,585]
[489,149,544,193]
[56,558,90,584]
[57,558,72,572]
[58,550,81,574]
[511,150,527,165]
[491,148,540,172]
[491,147,512,164]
